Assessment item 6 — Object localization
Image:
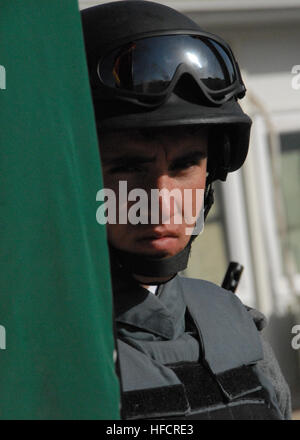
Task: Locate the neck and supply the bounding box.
[133,273,175,289]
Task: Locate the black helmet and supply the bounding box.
[81,0,251,184]
[81,1,251,278]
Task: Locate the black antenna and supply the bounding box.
[222,261,244,293]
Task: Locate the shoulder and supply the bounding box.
[253,330,292,419]
[178,275,292,418]
[177,275,263,372]
[177,275,238,299]
[246,306,292,419]
[242,306,292,419]
[177,275,250,313]
[177,275,259,328]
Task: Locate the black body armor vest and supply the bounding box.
[115,276,283,420]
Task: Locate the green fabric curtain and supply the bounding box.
[0,0,120,419]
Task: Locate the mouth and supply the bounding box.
[137,228,179,239]
[136,230,180,254]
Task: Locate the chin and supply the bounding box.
[133,242,185,259]
[133,236,185,257]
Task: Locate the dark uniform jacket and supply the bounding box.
[113,273,292,420]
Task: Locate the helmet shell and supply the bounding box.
[81,1,252,177]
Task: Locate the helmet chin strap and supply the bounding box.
[109,184,216,280]
[109,241,192,280]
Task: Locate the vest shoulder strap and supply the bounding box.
[178,276,263,375]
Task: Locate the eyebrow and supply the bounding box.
[102,154,156,166]
[170,151,207,168]
[102,149,207,168]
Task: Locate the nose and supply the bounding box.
[148,172,182,226]
[155,172,177,192]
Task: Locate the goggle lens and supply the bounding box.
[99,35,237,96]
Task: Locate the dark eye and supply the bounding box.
[171,158,202,172]
[181,159,199,168]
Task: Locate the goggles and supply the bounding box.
[97,34,246,105]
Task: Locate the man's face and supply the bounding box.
[100,126,207,259]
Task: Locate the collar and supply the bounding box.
[114,275,186,340]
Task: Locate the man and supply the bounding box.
[81,1,291,419]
